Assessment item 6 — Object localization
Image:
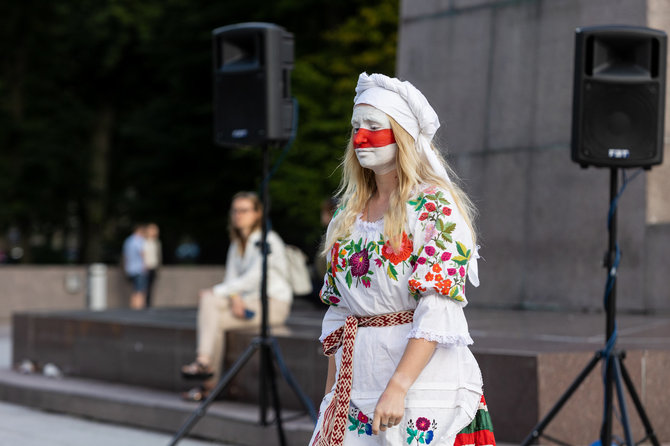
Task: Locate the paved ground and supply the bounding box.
[0,325,233,446]
[0,400,227,446]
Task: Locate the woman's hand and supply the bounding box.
[372,338,437,435]
[371,379,407,435]
[229,294,247,319]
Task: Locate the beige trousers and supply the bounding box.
[196,293,291,383]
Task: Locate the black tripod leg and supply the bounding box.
[259,338,270,426]
[618,355,661,446]
[601,354,614,446]
[270,337,318,422]
[264,342,287,446]
[168,341,260,446]
[612,355,634,446]
[521,351,602,446]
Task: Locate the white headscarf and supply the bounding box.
[353,72,480,287]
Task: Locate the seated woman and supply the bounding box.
[181,191,293,401]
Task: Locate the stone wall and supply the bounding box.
[0,265,225,322]
[398,0,670,312]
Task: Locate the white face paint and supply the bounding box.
[351,105,398,175]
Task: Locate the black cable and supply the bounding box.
[600,168,642,441]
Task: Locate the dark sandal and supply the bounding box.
[181,386,210,402]
[181,361,214,380]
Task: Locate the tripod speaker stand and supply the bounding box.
[522,25,667,445]
[168,144,318,446]
[169,22,317,445]
[521,168,660,446]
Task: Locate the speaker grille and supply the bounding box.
[580,81,659,166]
[212,23,294,147]
[215,71,267,144]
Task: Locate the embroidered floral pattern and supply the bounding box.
[408,188,471,302]
[382,232,413,265]
[320,241,343,306]
[321,231,417,302]
[349,250,370,277]
[348,407,373,436]
[331,242,341,277]
[320,273,342,306]
[319,187,471,306]
[406,417,437,444]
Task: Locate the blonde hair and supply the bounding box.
[228,191,263,254]
[322,116,477,255]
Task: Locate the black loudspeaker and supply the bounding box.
[572,25,667,168]
[212,23,294,147]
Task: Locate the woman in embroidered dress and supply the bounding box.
[180,191,292,401]
[310,73,495,446]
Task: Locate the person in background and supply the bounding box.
[122,224,147,310]
[180,191,293,401]
[143,222,162,307]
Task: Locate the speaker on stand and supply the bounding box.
[169,22,316,446]
[523,25,666,446]
[213,22,294,147]
[572,25,666,169]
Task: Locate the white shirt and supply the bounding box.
[213,229,292,303]
[144,239,162,270]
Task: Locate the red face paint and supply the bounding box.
[353,128,396,149]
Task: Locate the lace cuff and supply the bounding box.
[407,328,473,347]
[410,290,472,348]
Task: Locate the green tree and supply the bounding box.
[0,0,399,264]
[269,0,399,253]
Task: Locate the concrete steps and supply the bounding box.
[7,306,670,444]
[0,366,313,445]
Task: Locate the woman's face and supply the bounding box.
[147,224,159,239]
[231,197,260,231]
[351,105,397,175]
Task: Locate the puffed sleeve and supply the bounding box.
[407,186,475,305]
[318,209,350,343]
[318,210,344,307]
[319,305,349,343]
[407,290,474,347]
[405,186,477,346]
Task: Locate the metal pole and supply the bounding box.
[605,167,617,359]
[601,167,618,446]
[259,143,271,425]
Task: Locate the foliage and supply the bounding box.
[270,0,398,253]
[0,0,398,264]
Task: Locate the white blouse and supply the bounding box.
[144,239,162,270]
[212,229,292,303]
[312,185,484,444]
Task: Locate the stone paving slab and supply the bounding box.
[467,308,670,353]
[0,400,229,446]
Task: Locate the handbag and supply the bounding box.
[284,245,313,296]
